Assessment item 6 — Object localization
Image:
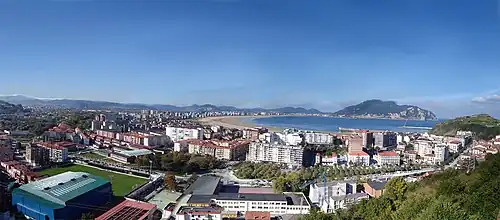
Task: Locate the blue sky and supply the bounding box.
[1,0,499,117]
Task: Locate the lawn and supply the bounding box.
[38,164,148,197]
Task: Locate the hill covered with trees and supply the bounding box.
[430,114,500,140]
[301,153,500,220]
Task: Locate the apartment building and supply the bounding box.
[362,132,374,148]
[304,132,333,145]
[25,144,50,167]
[166,126,204,142]
[37,142,69,163]
[246,142,304,167]
[117,132,170,147]
[314,153,337,166]
[434,146,449,163]
[347,151,370,166]
[188,140,250,161]
[347,138,364,153]
[0,146,13,162]
[309,181,368,213]
[374,151,400,165]
[96,129,117,139]
[373,132,397,148]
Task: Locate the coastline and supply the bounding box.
[197,115,432,134]
[197,115,286,132]
[198,115,350,134]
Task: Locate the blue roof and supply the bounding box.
[14,171,110,207]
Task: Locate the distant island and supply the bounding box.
[430,114,500,140]
[333,99,437,120]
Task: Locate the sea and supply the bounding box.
[250,116,445,133]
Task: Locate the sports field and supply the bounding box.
[38,164,147,196]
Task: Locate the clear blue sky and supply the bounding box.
[1,0,499,117]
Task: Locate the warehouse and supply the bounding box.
[12,171,113,220]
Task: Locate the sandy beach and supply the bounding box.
[198,115,346,134]
[198,115,285,132]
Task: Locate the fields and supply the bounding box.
[38,164,147,197]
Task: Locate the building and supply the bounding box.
[314,153,337,166]
[42,123,80,143]
[304,132,333,145]
[12,172,113,220]
[374,151,400,165]
[1,161,39,184]
[176,206,223,220]
[26,144,50,167]
[373,132,397,148]
[187,193,310,216]
[309,181,368,213]
[434,146,449,164]
[166,127,204,142]
[347,152,370,166]
[110,149,153,164]
[96,199,158,220]
[362,132,374,148]
[246,142,304,167]
[187,140,250,161]
[245,211,271,220]
[364,179,388,198]
[37,142,69,163]
[243,129,260,140]
[1,171,14,215]
[347,138,364,153]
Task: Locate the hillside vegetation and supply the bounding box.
[430,114,500,140]
[0,101,25,114]
[302,153,500,220]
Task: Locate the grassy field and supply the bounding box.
[38,164,147,197]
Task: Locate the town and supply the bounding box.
[0,107,499,220]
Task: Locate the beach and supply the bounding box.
[198,115,284,132]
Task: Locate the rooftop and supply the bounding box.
[96,199,157,220]
[184,175,221,195]
[177,206,223,215]
[378,151,398,157]
[348,151,369,156]
[245,211,271,220]
[366,180,388,190]
[115,149,153,157]
[14,171,110,207]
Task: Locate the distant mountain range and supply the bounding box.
[0,95,437,119]
[0,95,323,114]
[333,99,437,120]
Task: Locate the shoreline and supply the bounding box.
[197,115,434,134]
[198,115,346,134]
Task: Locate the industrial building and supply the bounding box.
[178,175,310,218]
[96,199,158,220]
[12,172,113,220]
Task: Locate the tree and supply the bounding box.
[273,176,287,193]
[384,176,408,203]
[164,174,177,191]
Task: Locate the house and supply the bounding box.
[348,151,370,166]
[364,179,388,198]
[374,151,400,165]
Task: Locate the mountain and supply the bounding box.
[0,95,323,114]
[0,100,26,114]
[430,114,500,140]
[333,99,437,120]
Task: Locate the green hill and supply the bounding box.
[0,100,25,114]
[430,114,500,140]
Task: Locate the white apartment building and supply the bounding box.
[188,140,250,161]
[434,146,449,163]
[446,141,461,153]
[259,132,282,144]
[38,143,69,163]
[314,153,338,166]
[415,141,433,157]
[309,181,368,213]
[374,151,400,165]
[166,126,204,142]
[347,152,370,166]
[246,142,304,167]
[304,132,333,145]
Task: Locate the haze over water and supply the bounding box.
[251,116,444,133]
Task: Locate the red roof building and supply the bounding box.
[245,211,271,220]
[96,199,157,220]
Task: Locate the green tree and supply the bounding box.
[81,212,94,220]
[384,177,408,203]
[164,174,177,191]
[415,196,467,220]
